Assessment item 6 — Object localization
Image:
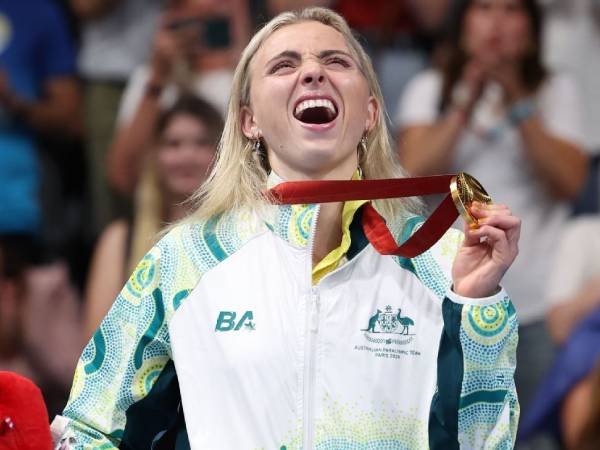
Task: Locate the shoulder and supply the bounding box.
[396,69,443,127]
[151,211,266,279]
[406,69,443,91]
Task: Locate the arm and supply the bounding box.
[398,64,484,175]
[429,289,519,449]
[516,116,587,200]
[399,109,467,175]
[0,74,82,138]
[422,203,520,448]
[52,240,176,448]
[81,220,128,342]
[107,15,184,194]
[107,79,162,194]
[69,0,120,20]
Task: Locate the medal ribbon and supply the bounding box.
[266,175,459,258]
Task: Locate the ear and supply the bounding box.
[365,96,379,133]
[241,105,261,139]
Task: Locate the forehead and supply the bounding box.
[254,21,351,65]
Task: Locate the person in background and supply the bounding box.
[396,0,589,447]
[82,95,223,341]
[0,0,81,244]
[520,305,600,449]
[107,0,250,195]
[69,0,165,236]
[518,213,600,447]
[0,237,81,419]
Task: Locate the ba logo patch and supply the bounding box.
[215,311,256,332]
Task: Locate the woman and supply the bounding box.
[107,0,251,194]
[82,95,223,340]
[53,7,520,449]
[396,0,588,431]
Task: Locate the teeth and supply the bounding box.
[294,98,336,116]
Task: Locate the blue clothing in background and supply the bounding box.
[520,305,600,443]
[0,0,76,234]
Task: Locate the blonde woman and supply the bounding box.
[82,95,223,341]
[53,8,521,450]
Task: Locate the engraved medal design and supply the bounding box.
[450,172,492,228]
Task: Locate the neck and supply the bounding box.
[269,158,359,267]
[312,201,344,266]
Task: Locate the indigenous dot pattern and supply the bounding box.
[394,219,518,449]
[277,396,428,450]
[57,208,517,449]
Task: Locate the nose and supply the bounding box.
[301,60,325,86]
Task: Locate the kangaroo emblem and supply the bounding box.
[362,309,381,333]
[396,309,414,335]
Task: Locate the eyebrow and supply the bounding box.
[265,49,355,66]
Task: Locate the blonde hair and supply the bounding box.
[189,7,421,223]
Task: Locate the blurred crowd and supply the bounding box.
[1,0,599,449]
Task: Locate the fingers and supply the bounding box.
[462,202,521,255]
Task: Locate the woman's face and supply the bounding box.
[242,21,378,181]
[463,0,533,65]
[156,113,215,199]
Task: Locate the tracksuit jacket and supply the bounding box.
[52,197,519,449]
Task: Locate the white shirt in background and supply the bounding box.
[397,69,586,324]
[542,0,600,152]
[546,216,600,306]
[116,65,233,125]
[78,0,164,82]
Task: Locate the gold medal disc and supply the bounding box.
[450,172,492,228]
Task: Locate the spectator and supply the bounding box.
[69,0,165,236]
[107,0,250,195]
[0,0,81,242]
[82,95,223,340]
[519,213,600,449]
[396,0,589,446]
[0,238,81,418]
[520,307,600,450]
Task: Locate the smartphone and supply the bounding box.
[166,16,231,50]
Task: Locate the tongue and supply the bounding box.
[297,106,336,124]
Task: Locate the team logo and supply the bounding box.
[215,310,256,332]
[0,14,12,54]
[361,305,415,335]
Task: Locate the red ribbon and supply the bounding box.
[267,175,459,258]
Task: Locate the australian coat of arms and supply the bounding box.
[362,305,415,335]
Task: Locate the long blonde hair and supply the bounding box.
[189,7,421,223]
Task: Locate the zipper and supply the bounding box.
[303,206,321,449]
[303,287,320,449]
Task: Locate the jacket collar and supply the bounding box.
[265,171,318,249]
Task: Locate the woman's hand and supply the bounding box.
[452,202,521,298]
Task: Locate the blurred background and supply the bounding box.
[0,1,599,449]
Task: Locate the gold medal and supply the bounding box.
[450,172,492,228]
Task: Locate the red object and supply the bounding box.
[0,372,52,450]
[267,175,459,258]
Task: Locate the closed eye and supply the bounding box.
[325,56,352,68]
[269,60,296,74]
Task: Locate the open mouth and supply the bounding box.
[293,98,338,125]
